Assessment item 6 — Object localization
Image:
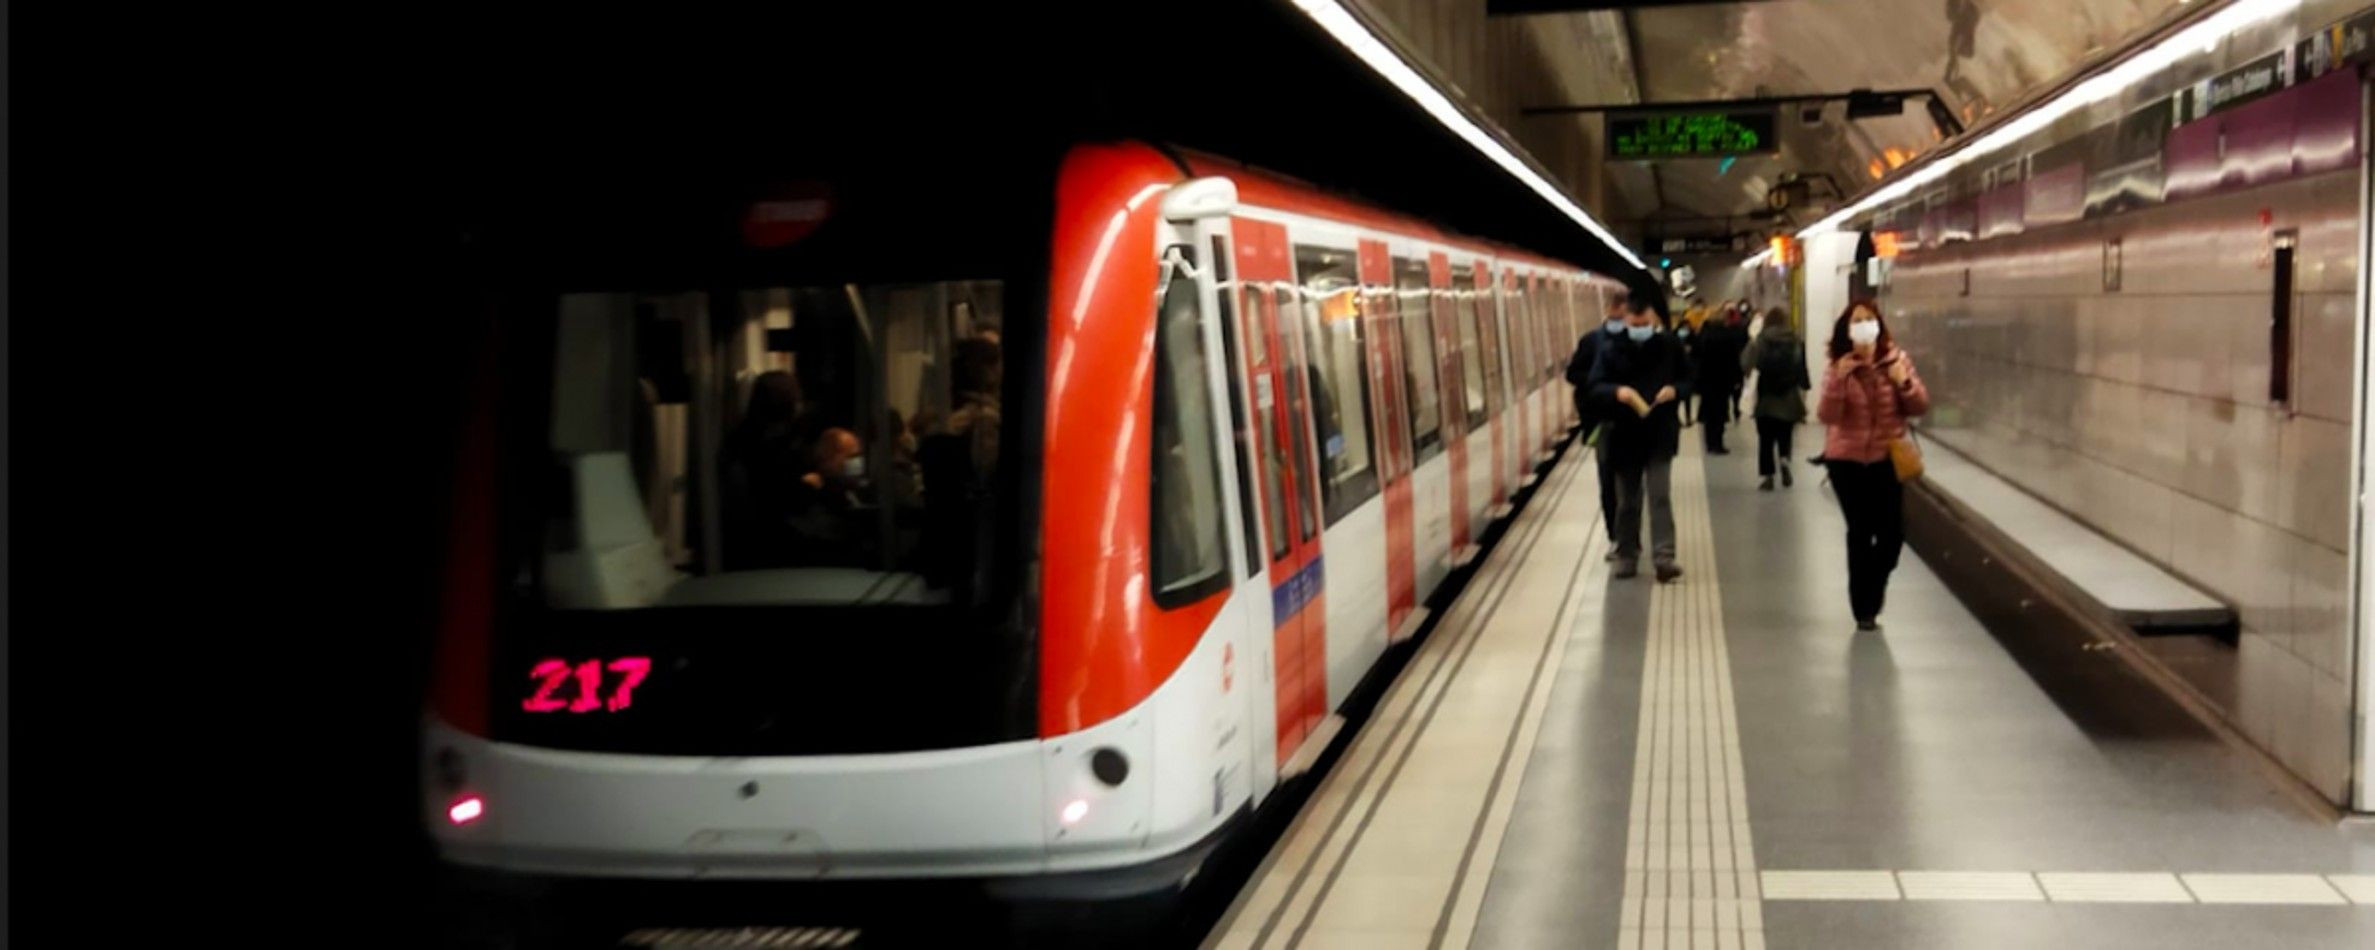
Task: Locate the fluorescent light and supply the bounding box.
[1289,0,1649,271]
[1799,0,2297,239]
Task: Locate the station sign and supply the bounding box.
[1608,109,1780,159]
[2297,8,2375,83]
[1652,234,1752,254]
[2181,51,2287,122]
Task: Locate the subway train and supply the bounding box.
[420,138,1624,896]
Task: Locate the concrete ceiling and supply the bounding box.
[1508,0,2189,238]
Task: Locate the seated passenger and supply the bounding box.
[785,427,873,568]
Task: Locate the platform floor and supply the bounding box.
[1206,437,2375,950]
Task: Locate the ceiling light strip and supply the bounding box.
[1289,0,1650,271]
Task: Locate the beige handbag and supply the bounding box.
[1889,431,1923,482]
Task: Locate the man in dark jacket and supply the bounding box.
[1693,306,1749,453]
[1587,297,1690,581]
[1567,290,1631,554]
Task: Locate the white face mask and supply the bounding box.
[841,456,866,480]
[1848,320,1881,346]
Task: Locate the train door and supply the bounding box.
[1475,262,1510,510]
[1206,217,1281,799]
[1231,217,1329,773]
[1431,252,1473,562]
[1510,269,1529,472]
[1535,273,1558,438]
[1359,239,1419,642]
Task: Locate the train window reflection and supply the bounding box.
[1452,265,1486,429]
[1152,251,1231,606]
[1293,244,1381,523]
[1393,257,1443,458]
[538,281,1005,610]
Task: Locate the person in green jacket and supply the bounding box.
[1740,307,1811,490]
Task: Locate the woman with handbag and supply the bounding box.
[1816,300,1929,632]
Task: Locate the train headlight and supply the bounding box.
[448,795,485,825]
[1059,799,1090,826]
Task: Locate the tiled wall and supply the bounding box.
[1885,169,2361,803]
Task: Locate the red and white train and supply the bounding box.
[423,139,1621,894]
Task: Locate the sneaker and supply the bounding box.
[1855,618,1879,632]
[1759,476,1774,491]
[1604,548,1621,563]
[1781,466,1794,487]
[1612,560,1639,579]
[1654,563,1683,583]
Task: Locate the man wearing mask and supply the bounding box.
[787,427,873,567]
[1566,290,1631,558]
[1587,297,1690,581]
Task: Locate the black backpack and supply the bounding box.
[1757,340,1802,395]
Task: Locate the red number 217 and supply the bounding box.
[522,657,652,713]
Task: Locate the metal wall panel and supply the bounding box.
[1886,165,2361,803]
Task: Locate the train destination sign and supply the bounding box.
[1607,109,1780,159]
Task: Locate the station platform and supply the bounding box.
[1206,438,2375,950]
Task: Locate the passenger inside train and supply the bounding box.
[539,280,1008,611]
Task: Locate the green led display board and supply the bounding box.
[1607,109,1780,159]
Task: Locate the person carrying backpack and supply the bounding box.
[1567,290,1631,558]
[1740,306,1811,490]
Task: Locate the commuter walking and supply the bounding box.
[1693,306,1749,454]
[1816,300,1930,631]
[1587,296,1690,582]
[1673,305,1700,428]
[1567,290,1631,560]
[1739,307,1809,490]
[1726,302,1751,420]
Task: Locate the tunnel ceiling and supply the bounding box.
[1500,0,2191,239]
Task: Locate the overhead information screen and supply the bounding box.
[1607,109,1780,159]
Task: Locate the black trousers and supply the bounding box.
[1595,427,1618,542]
[1702,413,1727,451]
[1825,459,1904,622]
[1756,418,1794,476]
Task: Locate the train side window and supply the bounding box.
[1211,237,1264,579]
[1474,279,1506,418]
[1247,287,1294,560]
[1151,245,1232,608]
[1451,266,1487,429]
[1393,256,1444,459]
[1292,244,1382,524]
[1507,280,1534,387]
[1277,288,1322,543]
[1539,279,1562,381]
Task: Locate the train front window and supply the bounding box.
[539,282,1006,609]
[492,276,1033,756]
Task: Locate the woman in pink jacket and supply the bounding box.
[1816,300,1929,632]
